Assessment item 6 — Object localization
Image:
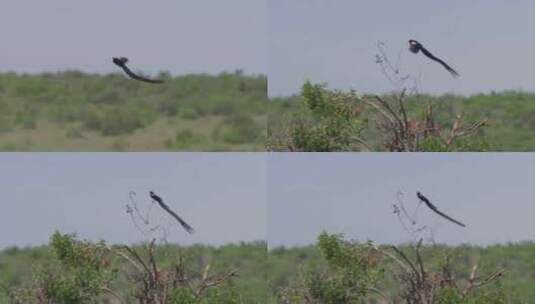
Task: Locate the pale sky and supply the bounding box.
[268,0,535,96]
[268,153,535,248]
[0,153,266,250]
[0,0,266,75]
[3,153,535,250]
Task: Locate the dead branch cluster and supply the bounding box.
[115,239,237,304]
[370,42,487,151]
[380,239,505,304]
[363,91,487,151]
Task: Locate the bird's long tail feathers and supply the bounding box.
[152,198,195,234]
[121,64,164,84]
[420,47,460,77]
[432,208,466,227]
[161,204,195,234]
[437,60,460,77]
[174,216,195,234]
[418,193,466,227]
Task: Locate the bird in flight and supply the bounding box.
[408,40,460,77]
[112,57,164,84]
[416,191,466,227]
[149,191,195,234]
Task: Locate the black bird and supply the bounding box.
[417,191,466,227]
[112,57,164,84]
[149,191,195,234]
[408,40,459,77]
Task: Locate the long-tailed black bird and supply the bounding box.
[416,191,466,227]
[408,40,459,77]
[112,57,163,84]
[149,191,195,234]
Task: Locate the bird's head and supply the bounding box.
[112,57,128,65]
[408,40,420,53]
[149,191,155,196]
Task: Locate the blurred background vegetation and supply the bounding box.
[269,83,535,152]
[0,70,267,151]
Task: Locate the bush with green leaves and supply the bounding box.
[7,232,117,304]
[278,232,384,303]
[213,113,264,144]
[99,108,147,136]
[268,82,366,151]
[4,232,243,304]
[435,286,507,304]
[268,82,490,152]
[279,232,511,304]
[165,129,207,150]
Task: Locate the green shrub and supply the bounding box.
[0,116,13,133]
[179,106,202,120]
[21,115,37,130]
[110,138,130,151]
[213,114,263,144]
[47,104,82,123]
[165,129,206,149]
[65,127,84,139]
[270,82,365,151]
[280,232,512,304]
[89,89,122,105]
[269,82,491,152]
[157,97,181,116]
[13,232,118,304]
[81,108,102,131]
[13,79,46,97]
[167,288,197,304]
[100,108,145,136]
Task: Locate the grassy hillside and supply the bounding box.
[0,71,267,151]
[269,87,535,151]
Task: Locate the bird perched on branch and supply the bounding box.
[112,57,164,84]
[149,191,195,234]
[408,40,459,77]
[417,191,466,227]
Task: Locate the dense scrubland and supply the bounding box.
[269,82,535,152]
[2,233,535,303]
[0,234,268,303]
[269,234,535,303]
[0,71,267,151]
[3,71,535,152]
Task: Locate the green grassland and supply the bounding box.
[269,88,535,151]
[0,71,267,151]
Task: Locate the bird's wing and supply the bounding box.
[119,63,164,84]
[419,46,460,77]
[155,200,195,234]
[419,194,466,227]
